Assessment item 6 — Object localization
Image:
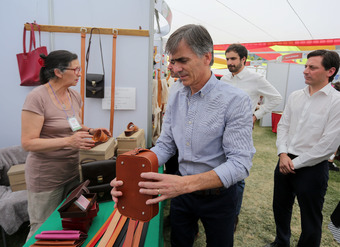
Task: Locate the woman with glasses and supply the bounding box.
[21,50,111,240]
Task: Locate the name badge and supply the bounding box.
[68,116,82,132]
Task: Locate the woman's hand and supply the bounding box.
[68,131,95,149]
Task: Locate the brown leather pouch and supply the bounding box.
[58,180,97,218]
[116,148,159,222]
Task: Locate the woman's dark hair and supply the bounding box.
[39,50,78,84]
[307,49,340,82]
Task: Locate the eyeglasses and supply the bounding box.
[63,67,82,75]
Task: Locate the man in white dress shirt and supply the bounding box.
[265,50,340,247]
[220,44,282,230]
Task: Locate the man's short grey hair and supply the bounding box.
[165,24,214,66]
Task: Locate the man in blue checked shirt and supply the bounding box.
[111,24,256,247]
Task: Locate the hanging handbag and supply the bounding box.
[80,158,116,202]
[86,28,105,98]
[16,22,48,86]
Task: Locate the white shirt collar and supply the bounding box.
[304,83,333,96]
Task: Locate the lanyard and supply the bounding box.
[48,82,76,118]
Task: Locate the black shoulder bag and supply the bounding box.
[85,28,105,98]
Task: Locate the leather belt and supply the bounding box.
[176,171,226,196]
[192,187,226,196]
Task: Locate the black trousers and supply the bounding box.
[273,155,329,247]
[170,185,237,247]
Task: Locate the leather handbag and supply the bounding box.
[116,148,159,222]
[16,22,48,86]
[85,28,105,98]
[80,158,116,202]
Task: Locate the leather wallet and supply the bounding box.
[31,239,85,247]
[35,230,87,240]
[33,230,87,247]
[116,148,159,221]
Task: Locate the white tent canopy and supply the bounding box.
[162,0,340,45]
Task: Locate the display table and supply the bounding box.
[271,111,283,133]
[24,200,164,247]
[24,167,164,247]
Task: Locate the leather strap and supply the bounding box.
[33,21,42,47]
[85,28,105,75]
[166,72,171,81]
[106,215,128,246]
[80,158,97,165]
[132,222,144,247]
[24,22,43,52]
[22,26,27,53]
[138,221,149,247]
[29,23,36,51]
[112,219,129,247]
[131,148,151,156]
[110,31,118,134]
[31,21,42,48]
[97,209,122,247]
[85,208,116,247]
[124,219,138,247]
[23,23,35,54]
[80,30,86,123]
[157,69,162,108]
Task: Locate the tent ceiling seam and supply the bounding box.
[286,0,314,39]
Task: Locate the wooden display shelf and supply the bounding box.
[24,23,149,37]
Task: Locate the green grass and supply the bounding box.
[163,122,340,247]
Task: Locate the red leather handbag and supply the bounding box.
[116,148,159,222]
[16,22,48,86]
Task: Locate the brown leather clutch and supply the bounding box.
[116,148,159,222]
